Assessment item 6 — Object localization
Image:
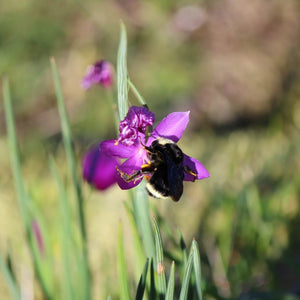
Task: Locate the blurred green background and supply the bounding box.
[1,0,300,299]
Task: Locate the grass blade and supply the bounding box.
[153,218,166,296]
[50,57,90,299]
[177,230,188,280]
[179,248,194,300]
[133,182,155,259]
[49,157,75,300]
[165,261,175,300]
[135,258,149,300]
[117,21,128,120]
[192,240,203,300]
[3,78,28,226]
[117,223,131,300]
[124,202,146,281]
[3,78,52,299]
[0,250,20,300]
[149,258,156,300]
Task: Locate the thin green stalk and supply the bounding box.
[117,21,128,120]
[153,218,166,296]
[165,261,175,300]
[3,77,28,226]
[49,157,75,300]
[124,202,147,281]
[135,259,149,300]
[50,57,90,299]
[3,78,52,299]
[117,223,131,300]
[0,250,20,300]
[149,258,156,300]
[128,78,146,106]
[133,182,155,259]
[179,249,194,300]
[192,240,203,300]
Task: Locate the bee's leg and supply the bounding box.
[116,167,143,182]
[183,166,197,182]
[140,163,156,182]
[141,162,156,172]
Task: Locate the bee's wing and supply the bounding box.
[165,156,184,202]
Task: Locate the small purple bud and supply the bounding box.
[82,60,113,90]
[82,145,119,190]
[32,220,44,257]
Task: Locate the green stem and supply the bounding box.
[128,78,146,106]
[50,57,91,299]
[3,78,52,299]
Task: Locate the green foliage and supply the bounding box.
[117,21,129,121]
[1,22,205,300]
[2,7,300,300]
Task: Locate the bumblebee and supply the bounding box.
[119,138,197,202]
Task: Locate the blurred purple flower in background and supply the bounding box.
[82,60,113,90]
[83,106,209,197]
[32,220,44,256]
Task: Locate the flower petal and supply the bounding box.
[118,106,155,146]
[100,140,138,158]
[82,146,119,190]
[116,154,145,189]
[151,111,190,143]
[183,154,210,181]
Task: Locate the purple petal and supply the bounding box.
[100,140,139,158]
[150,111,190,143]
[118,106,155,146]
[116,154,145,189]
[183,154,210,181]
[82,146,119,190]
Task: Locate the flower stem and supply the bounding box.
[50,57,91,299]
[128,78,147,106]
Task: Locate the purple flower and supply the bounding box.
[83,106,209,199]
[82,60,113,90]
[100,106,210,191]
[118,106,155,146]
[82,145,120,190]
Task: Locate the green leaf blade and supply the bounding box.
[50,57,90,299]
[117,223,132,300]
[135,259,149,300]
[49,157,75,300]
[3,78,52,299]
[165,261,175,300]
[179,248,194,300]
[153,218,166,296]
[3,78,28,227]
[192,240,203,300]
[117,21,128,120]
[133,182,155,259]
[0,251,20,300]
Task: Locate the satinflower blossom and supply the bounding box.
[82,106,209,193]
